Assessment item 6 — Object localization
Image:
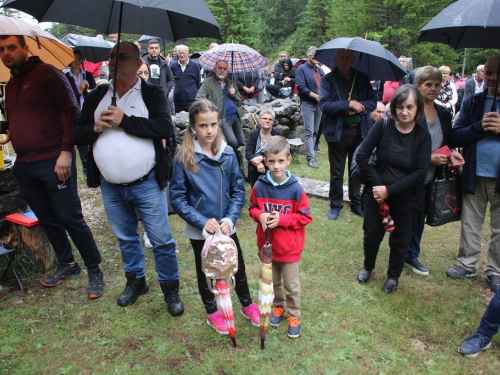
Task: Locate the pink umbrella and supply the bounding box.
[215,278,236,347]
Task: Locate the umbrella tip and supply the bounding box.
[231,338,237,347]
[261,339,265,350]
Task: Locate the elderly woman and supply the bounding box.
[356,85,431,293]
[266,58,296,99]
[245,109,282,188]
[404,67,465,275]
[436,65,458,115]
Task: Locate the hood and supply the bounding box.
[11,56,42,77]
[258,170,298,188]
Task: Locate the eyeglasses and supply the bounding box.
[109,53,140,62]
[177,52,188,55]
[260,117,273,122]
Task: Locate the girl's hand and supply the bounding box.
[373,186,388,203]
[203,218,219,234]
[220,221,231,235]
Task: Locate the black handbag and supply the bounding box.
[426,166,462,226]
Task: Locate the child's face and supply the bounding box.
[265,151,291,183]
[192,111,219,148]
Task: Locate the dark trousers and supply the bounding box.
[175,102,193,114]
[362,191,418,280]
[248,163,266,189]
[13,153,101,269]
[190,233,252,314]
[76,145,89,176]
[327,127,362,209]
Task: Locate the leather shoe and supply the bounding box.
[327,208,341,220]
[351,205,363,218]
[117,272,149,306]
[357,268,371,283]
[382,279,398,293]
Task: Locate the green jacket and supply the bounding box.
[195,76,243,124]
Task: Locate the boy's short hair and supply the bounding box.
[264,136,290,157]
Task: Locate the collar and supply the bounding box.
[266,170,291,186]
[178,58,190,67]
[107,76,142,93]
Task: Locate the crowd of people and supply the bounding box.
[0,32,499,356]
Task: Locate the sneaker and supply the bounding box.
[41,262,81,287]
[269,306,286,327]
[241,303,260,327]
[446,265,476,279]
[308,159,319,168]
[287,317,301,338]
[485,274,500,292]
[405,259,429,276]
[458,332,492,357]
[206,311,229,335]
[143,232,152,248]
[314,145,321,152]
[87,268,104,299]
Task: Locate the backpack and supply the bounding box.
[201,226,238,294]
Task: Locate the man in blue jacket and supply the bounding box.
[319,49,377,220]
[448,56,500,292]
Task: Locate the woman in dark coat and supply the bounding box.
[266,58,296,99]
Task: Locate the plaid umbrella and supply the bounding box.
[258,228,274,350]
[198,43,266,73]
[215,278,237,347]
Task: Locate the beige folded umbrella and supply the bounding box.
[0,15,74,82]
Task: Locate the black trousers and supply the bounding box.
[76,145,89,176]
[362,190,418,280]
[13,153,101,269]
[327,127,363,208]
[190,233,252,314]
[248,163,267,189]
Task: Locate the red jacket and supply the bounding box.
[82,61,102,78]
[1,57,79,163]
[249,173,313,263]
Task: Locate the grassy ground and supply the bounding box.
[1,138,499,374]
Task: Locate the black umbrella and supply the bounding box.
[418,0,500,110]
[315,37,407,82]
[61,34,114,63]
[2,0,222,104]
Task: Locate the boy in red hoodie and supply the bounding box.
[249,136,313,338]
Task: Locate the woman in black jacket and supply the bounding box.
[266,58,296,99]
[236,70,260,104]
[245,109,282,188]
[356,85,431,293]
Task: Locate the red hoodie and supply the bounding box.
[1,57,79,163]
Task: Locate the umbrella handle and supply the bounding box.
[0,130,10,145]
[266,227,270,242]
[206,276,236,294]
[347,54,362,116]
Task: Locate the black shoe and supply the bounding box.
[485,274,500,292]
[88,268,104,299]
[357,268,371,283]
[405,259,429,276]
[382,279,398,293]
[41,262,81,287]
[160,280,185,316]
[350,205,363,218]
[117,272,149,306]
[327,208,341,220]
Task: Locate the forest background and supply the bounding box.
[0,0,497,78]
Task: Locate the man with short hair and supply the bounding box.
[464,64,485,101]
[398,55,415,85]
[170,44,201,113]
[371,101,385,124]
[72,41,184,315]
[195,60,244,151]
[448,56,500,292]
[296,46,324,168]
[274,51,288,78]
[109,33,118,44]
[0,35,104,298]
[319,49,377,220]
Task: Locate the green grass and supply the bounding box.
[1,138,499,374]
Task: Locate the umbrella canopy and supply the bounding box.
[137,35,189,44]
[0,15,74,82]
[60,34,114,63]
[198,43,266,73]
[258,228,274,350]
[215,278,237,347]
[315,37,407,81]
[418,0,500,49]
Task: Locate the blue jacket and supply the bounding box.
[169,142,245,237]
[170,60,201,107]
[295,62,324,104]
[450,90,500,194]
[319,68,377,143]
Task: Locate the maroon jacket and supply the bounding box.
[0,56,79,163]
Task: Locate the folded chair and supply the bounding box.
[0,243,23,302]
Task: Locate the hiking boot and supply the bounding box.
[405,259,429,276]
[41,262,81,287]
[458,332,492,358]
[269,306,286,327]
[160,280,184,316]
[117,272,149,306]
[87,268,104,299]
[241,303,260,327]
[485,274,500,292]
[287,317,301,338]
[446,265,476,279]
[327,208,341,220]
[206,311,229,335]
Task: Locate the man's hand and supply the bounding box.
[99,105,125,127]
[94,116,113,133]
[372,185,388,203]
[482,111,500,134]
[54,151,72,181]
[228,84,235,97]
[349,100,365,113]
[431,153,449,166]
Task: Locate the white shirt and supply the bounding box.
[92,78,156,184]
[475,78,484,94]
[178,58,189,73]
[68,69,85,108]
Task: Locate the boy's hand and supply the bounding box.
[259,212,271,230]
[204,218,219,234]
[267,211,280,228]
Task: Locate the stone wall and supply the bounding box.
[0,157,28,234]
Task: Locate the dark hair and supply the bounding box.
[390,84,425,123]
[73,49,82,59]
[148,39,159,46]
[283,58,293,70]
[0,35,26,48]
[114,41,141,59]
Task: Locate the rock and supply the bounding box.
[173,116,189,131]
[277,117,290,126]
[275,125,291,138]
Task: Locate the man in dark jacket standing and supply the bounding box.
[0,35,103,298]
[72,41,184,315]
[170,45,201,113]
[319,49,377,220]
[448,56,500,292]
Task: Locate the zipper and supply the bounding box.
[219,162,224,219]
[194,196,202,210]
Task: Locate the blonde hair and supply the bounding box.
[177,99,224,174]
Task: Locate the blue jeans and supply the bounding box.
[477,287,500,339]
[100,171,179,282]
[407,183,431,262]
[222,117,245,152]
[301,101,322,161]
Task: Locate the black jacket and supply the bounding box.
[245,127,283,162]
